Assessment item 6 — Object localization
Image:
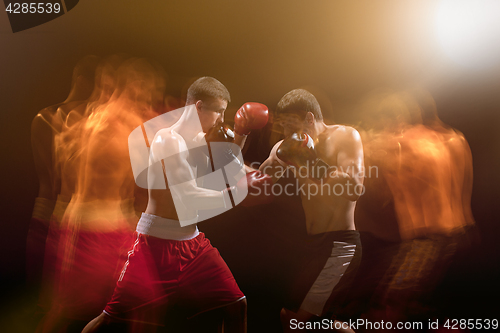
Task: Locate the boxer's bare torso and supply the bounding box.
[261,124,364,235]
[145,128,190,221]
[145,99,227,229]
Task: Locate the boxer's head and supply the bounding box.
[186,77,231,133]
[70,55,101,100]
[88,54,126,107]
[113,57,165,109]
[276,89,323,137]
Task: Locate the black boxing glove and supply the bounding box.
[205,122,235,143]
[204,122,243,174]
[276,132,330,180]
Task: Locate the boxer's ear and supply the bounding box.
[305,112,315,125]
[195,100,203,114]
[6,1,80,33]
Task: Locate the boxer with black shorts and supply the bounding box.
[260,89,364,333]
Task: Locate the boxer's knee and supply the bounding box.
[280,307,288,322]
[281,308,295,331]
[224,297,247,318]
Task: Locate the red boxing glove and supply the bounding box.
[234,102,269,136]
[235,171,274,207]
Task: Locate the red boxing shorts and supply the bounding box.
[104,220,244,325]
[53,225,134,321]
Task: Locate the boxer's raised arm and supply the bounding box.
[150,131,231,211]
[327,127,364,201]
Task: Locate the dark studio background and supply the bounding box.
[1,0,499,331]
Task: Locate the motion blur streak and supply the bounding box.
[35,56,168,332]
[354,88,476,322]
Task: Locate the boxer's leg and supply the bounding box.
[26,197,55,290]
[221,298,247,333]
[181,233,246,333]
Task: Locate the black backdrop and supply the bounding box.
[1,1,499,331]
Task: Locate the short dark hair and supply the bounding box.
[186,77,231,105]
[276,89,323,121]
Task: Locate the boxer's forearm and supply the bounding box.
[169,182,229,210]
[234,133,247,149]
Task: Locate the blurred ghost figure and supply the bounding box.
[355,89,414,242]
[351,88,477,323]
[376,88,477,321]
[411,88,475,235]
[28,55,100,306]
[36,55,126,319]
[37,57,166,333]
[344,90,413,320]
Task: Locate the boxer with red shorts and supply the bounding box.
[28,56,99,310]
[83,77,270,333]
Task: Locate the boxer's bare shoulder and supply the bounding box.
[31,106,59,137]
[318,125,363,176]
[320,124,360,147]
[151,128,188,160]
[31,106,63,199]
